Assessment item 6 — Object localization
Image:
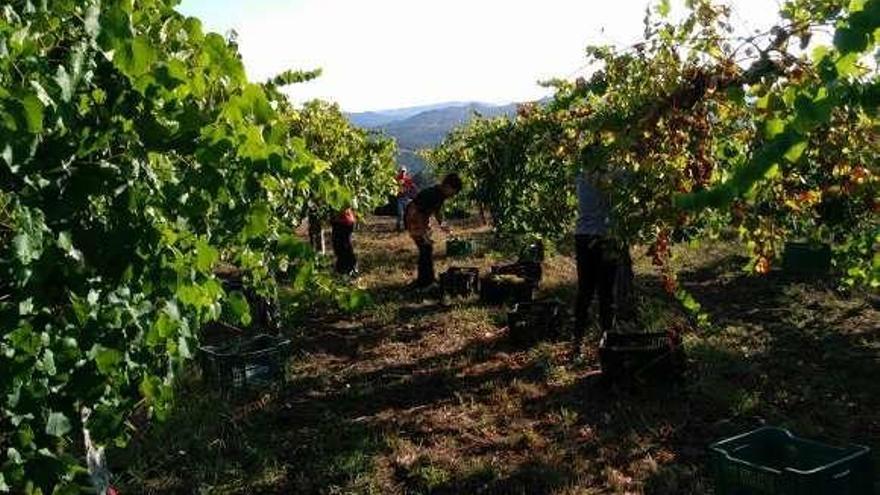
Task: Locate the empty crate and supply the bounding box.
[491,261,542,285]
[481,274,535,305]
[710,426,873,495]
[508,300,563,344]
[447,238,475,257]
[199,334,291,396]
[440,267,480,298]
[598,331,685,382]
[782,242,832,275]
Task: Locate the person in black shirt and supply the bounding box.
[404,173,463,288]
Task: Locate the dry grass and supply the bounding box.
[116,215,880,494]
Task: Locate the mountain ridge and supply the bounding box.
[348,101,518,173]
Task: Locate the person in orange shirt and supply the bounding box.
[405,173,463,288]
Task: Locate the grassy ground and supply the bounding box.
[114,215,880,494]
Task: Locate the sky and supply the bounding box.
[176,0,784,112]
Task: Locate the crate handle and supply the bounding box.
[831,469,851,480]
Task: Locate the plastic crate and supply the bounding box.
[198,334,291,396]
[508,300,562,344]
[490,262,542,285]
[446,238,475,257]
[782,242,832,275]
[598,331,685,382]
[518,241,545,263]
[481,274,535,305]
[440,267,480,298]
[710,426,873,495]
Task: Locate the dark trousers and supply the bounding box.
[575,234,617,340]
[331,223,356,274]
[308,214,322,251]
[416,241,435,285]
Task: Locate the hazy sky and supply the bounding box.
[177,0,783,112]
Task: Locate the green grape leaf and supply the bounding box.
[115,36,157,78]
[657,0,671,17]
[834,27,869,53]
[765,118,786,138]
[195,240,219,272]
[226,291,252,326]
[84,2,101,39]
[243,203,271,239]
[54,66,75,103]
[784,140,808,163]
[97,0,133,50]
[45,412,72,438]
[183,17,204,43]
[90,345,123,375]
[835,53,861,77]
[19,94,44,133]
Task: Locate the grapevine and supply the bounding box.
[430,0,879,320]
[0,1,382,491]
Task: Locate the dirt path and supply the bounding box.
[118,216,880,494]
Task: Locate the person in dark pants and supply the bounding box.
[574,169,618,351]
[307,210,323,253]
[331,207,358,276]
[405,173,463,288]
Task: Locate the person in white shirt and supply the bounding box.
[573,168,618,351]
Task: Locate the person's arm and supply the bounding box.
[435,208,453,233]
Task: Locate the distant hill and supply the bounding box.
[347,101,473,128]
[349,101,517,174]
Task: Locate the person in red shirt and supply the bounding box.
[395,167,417,231]
[330,207,358,276]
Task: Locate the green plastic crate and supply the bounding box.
[782,242,832,275]
[446,238,475,257]
[710,426,873,495]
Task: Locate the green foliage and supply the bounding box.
[288,99,397,215]
[428,108,575,240]
[0,0,386,491]
[431,0,878,290]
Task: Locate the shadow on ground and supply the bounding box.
[116,233,880,494]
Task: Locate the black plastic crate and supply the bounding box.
[440,267,480,298]
[710,426,873,495]
[518,241,545,264]
[490,261,542,285]
[508,300,563,345]
[598,331,685,382]
[446,238,475,257]
[782,242,832,275]
[198,334,291,396]
[481,274,535,306]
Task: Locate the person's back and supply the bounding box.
[575,171,610,237]
[404,173,463,288]
[411,184,445,217]
[331,208,358,276]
